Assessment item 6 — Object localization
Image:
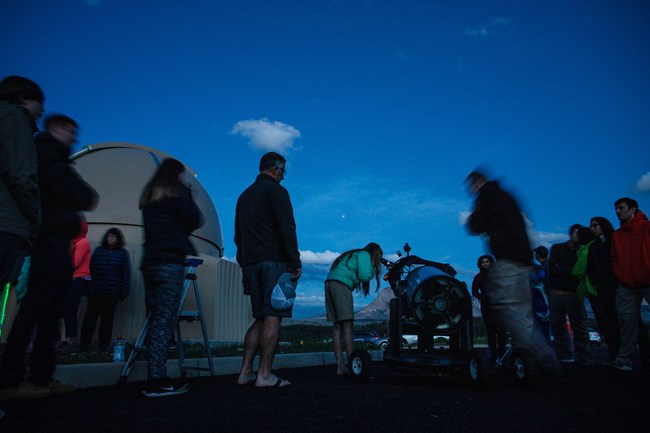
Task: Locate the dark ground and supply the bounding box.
[2,347,649,433]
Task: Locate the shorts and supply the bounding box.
[242,261,291,319]
[325,280,353,322]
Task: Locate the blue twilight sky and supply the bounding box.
[2,0,649,318]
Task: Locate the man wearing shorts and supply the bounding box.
[235,152,301,388]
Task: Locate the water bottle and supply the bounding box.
[113,337,125,363]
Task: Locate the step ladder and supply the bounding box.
[118,258,215,383]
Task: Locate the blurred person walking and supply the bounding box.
[139,158,202,397]
[235,152,301,388]
[0,114,97,400]
[80,227,131,351]
[325,242,383,376]
[465,169,559,372]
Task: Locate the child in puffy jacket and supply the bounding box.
[79,227,131,351]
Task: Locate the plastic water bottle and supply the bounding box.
[113,337,125,363]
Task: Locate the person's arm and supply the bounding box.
[271,187,301,271]
[356,251,376,283]
[471,274,484,299]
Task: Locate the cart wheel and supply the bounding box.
[348,349,372,382]
[512,348,540,385]
[467,349,491,386]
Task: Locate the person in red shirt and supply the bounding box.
[609,197,650,371]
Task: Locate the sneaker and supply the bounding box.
[47,380,76,396]
[142,378,189,398]
[608,359,632,371]
[0,382,51,400]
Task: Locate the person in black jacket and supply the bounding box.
[0,76,46,402]
[465,169,559,372]
[0,114,97,399]
[548,224,592,365]
[79,228,131,351]
[471,255,506,361]
[235,152,301,388]
[139,158,202,398]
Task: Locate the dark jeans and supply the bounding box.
[0,232,27,285]
[143,263,184,379]
[0,234,72,387]
[588,295,620,361]
[480,304,507,357]
[80,293,120,348]
[63,277,91,340]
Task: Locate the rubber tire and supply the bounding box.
[512,348,540,386]
[467,349,491,386]
[348,349,372,382]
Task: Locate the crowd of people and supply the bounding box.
[467,171,650,374]
[1,75,648,406]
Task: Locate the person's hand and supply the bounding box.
[289,267,302,280]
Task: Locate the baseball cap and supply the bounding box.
[271,273,297,310]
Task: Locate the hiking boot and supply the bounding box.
[142,377,189,398]
[608,359,632,371]
[0,382,51,400]
[47,380,76,396]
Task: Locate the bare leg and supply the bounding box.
[332,320,352,376]
[255,316,290,387]
[237,319,262,385]
[341,320,353,373]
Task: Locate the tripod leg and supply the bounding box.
[119,313,151,384]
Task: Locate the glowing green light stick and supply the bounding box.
[0,283,10,339]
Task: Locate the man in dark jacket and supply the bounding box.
[609,197,650,371]
[465,170,559,371]
[235,152,301,388]
[0,114,97,400]
[0,76,43,298]
[548,224,592,365]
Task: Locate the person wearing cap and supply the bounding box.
[548,224,592,365]
[235,152,301,388]
[325,242,383,376]
[465,169,559,372]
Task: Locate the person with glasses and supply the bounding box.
[235,152,301,388]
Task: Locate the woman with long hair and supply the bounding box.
[80,227,131,351]
[324,242,383,376]
[139,158,203,397]
[587,216,620,362]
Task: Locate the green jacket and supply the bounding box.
[0,101,40,245]
[572,242,597,297]
[325,250,375,291]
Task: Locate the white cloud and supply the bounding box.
[465,17,512,38]
[299,249,340,265]
[636,171,650,192]
[231,118,301,154]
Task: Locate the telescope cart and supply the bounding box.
[348,245,491,386]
